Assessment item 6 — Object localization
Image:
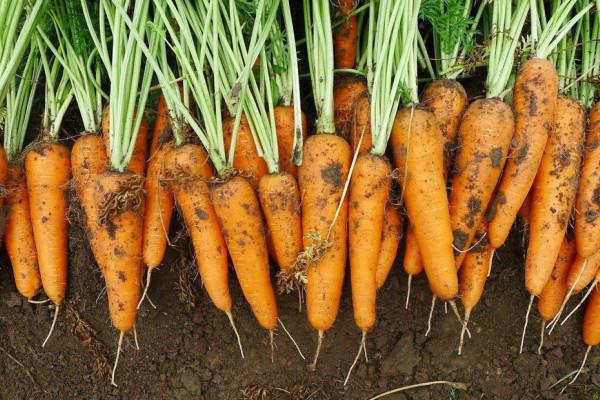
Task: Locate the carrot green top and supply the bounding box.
[0,0,46,107]
[38,0,104,135]
[2,45,41,161]
[81,0,160,172]
[369,0,420,156]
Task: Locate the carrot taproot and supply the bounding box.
[449,99,514,268]
[375,204,403,289]
[334,76,367,141]
[349,153,391,331]
[458,222,493,354]
[212,175,278,330]
[420,79,468,174]
[258,171,303,277]
[299,134,351,330]
[519,191,532,222]
[403,223,424,308]
[274,106,307,177]
[333,0,358,69]
[4,163,41,299]
[575,102,600,257]
[166,144,232,315]
[390,105,458,301]
[536,233,576,353]
[25,143,71,306]
[93,171,144,333]
[488,58,559,249]
[223,114,268,188]
[525,97,584,296]
[350,92,372,154]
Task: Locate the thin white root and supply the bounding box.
[269,330,275,364]
[449,300,471,338]
[519,295,534,354]
[560,281,597,326]
[133,325,140,350]
[42,305,60,348]
[487,249,495,277]
[137,268,155,310]
[309,330,324,371]
[278,318,305,360]
[28,298,50,304]
[368,380,467,400]
[226,311,245,359]
[548,258,587,333]
[425,295,436,337]
[405,275,412,310]
[444,301,448,314]
[111,331,125,387]
[458,309,471,355]
[344,331,367,386]
[537,320,546,355]
[560,346,592,394]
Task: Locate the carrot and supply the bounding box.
[139,95,175,306]
[391,106,458,301]
[223,114,268,188]
[166,144,232,315]
[349,153,391,332]
[420,79,468,174]
[334,76,367,141]
[349,91,372,154]
[575,102,600,257]
[458,222,493,354]
[93,171,144,333]
[525,97,584,296]
[258,172,303,278]
[488,58,559,249]
[537,233,576,352]
[212,175,278,331]
[299,133,351,346]
[71,134,109,261]
[449,99,514,268]
[274,106,307,177]
[25,143,71,306]
[518,191,532,222]
[4,163,41,299]
[403,223,424,307]
[333,0,358,69]
[375,204,403,289]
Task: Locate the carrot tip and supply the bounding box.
[226,311,245,359]
[519,295,534,354]
[425,295,436,337]
[111,331,125,387]
[343,331,367,387]
[308,331,324,371]
[41,305,60,348]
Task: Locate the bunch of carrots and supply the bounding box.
[0,0,599,390]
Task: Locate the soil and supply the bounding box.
[0,213,598,400]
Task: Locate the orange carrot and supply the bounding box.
[525,97,584,296]
[391,106,457,301]
[488,59,559,249]
[223,114,268,188]
[299,133,351,334]
[449,99,514,268]
[403,223,424,306]
[458,222,493,354]
[4,163,41,299]
[350,92,372,154]
[334,76,367,141]
[166,144,231,314]
[333,0,358,69]
[349,153,391,331]
[274,106,307,177]
[212,176,278,330]
[258,172,303,277]
[420,79,468,173]
[575,102,600,257]
[25,143,71,306]
[102,105,148,177]
[375,204,403,289]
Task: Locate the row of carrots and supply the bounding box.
[1,0,599,390]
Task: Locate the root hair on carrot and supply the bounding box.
[226,311,245,359]
[343,330,367,387]
[277,318,305,360]
[111,331,124,387]
[405,275,412,310]
[519,295,534,354]
[42,305,60,348]
[537,321,546,355]
[309,330,324,371]
[426,295,436,337]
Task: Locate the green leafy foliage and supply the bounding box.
[420,0,476,54]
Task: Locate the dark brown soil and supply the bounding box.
[0,216,598,400]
